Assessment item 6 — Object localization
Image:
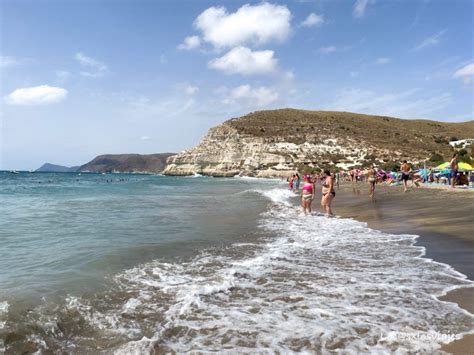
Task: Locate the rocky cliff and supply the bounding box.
[78,153,175,173]
[164,109,474,177]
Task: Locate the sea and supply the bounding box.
[0,171,473,353]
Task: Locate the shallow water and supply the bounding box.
[0,172,473,353]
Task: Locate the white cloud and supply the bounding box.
[300,13,325,28]
[177,35,201,50]
[4,85,68,106]
[160,54,167,64]
[209,46,278,75]
[353,0,372,19]
[375,57,390,64]
[55,70,72,83]
[414,30,446,51]
[140,136,151,140]
[75,52,108,77]
[224,84,279,107]
[184,84,199,95]
[175,83,199,95]
[326,88,453,118]
[194,3,291,49]
[319,46,337,54]
[453,63,474,84]
[350,71,359,77]
[0,56,20,68]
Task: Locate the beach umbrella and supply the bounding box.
[435,162,450,170]
[458,162,473,171]
[435,162,473,171]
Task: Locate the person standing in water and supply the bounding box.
[321,170,335,217]
[334,171,340,189]
[400,160,412,192]
[367,165,377,200]
[450,152,458,188]
[294,173,301,191]
[301,175,315,214]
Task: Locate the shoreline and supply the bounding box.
[329,182,474,353]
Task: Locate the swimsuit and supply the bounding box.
[401,172,409,181]
[302,184,313,200]
[322,180,335,197]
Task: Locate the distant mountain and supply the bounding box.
[78,153,176,173]
[36,163,79,172]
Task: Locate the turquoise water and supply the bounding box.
[1,171,473,353]
[0,172,270,301]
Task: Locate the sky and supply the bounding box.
[1,0,473,170]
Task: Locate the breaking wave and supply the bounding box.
[2,186,473,353]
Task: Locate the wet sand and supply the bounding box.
[332,182,474,354]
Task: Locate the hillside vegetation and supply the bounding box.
[228,109,474,167]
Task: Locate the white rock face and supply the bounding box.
[163,123,400,177]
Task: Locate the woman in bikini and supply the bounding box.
[301,175,315,214]
[321,170,335,217]
[367,166,377,199]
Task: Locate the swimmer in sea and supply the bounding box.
[301,175,315,214]
[321,170,335,217]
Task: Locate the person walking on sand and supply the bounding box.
[450,153,459,189]
[321,170,335,217]
[400,160,412,192]
[350,169,355,183]
[368,165,377,199]
[301,175,315,214]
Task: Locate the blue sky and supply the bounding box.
[1,0,473,170]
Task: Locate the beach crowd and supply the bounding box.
[287,154,473,216]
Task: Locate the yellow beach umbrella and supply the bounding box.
[458,162,473,171]
[435,162,473,170]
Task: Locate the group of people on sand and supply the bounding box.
[287,154,468,216]
[287,171,336,216]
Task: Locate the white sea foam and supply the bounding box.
[24,186,473,353]
[239,187,295,206]
[0,301,8,331]
[60,186,470,353]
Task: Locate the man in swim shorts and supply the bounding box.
[400,160,411,193]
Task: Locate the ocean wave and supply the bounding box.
[237,187,295,206]
[3,187,473,353]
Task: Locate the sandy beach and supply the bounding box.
[332,182,474,353]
